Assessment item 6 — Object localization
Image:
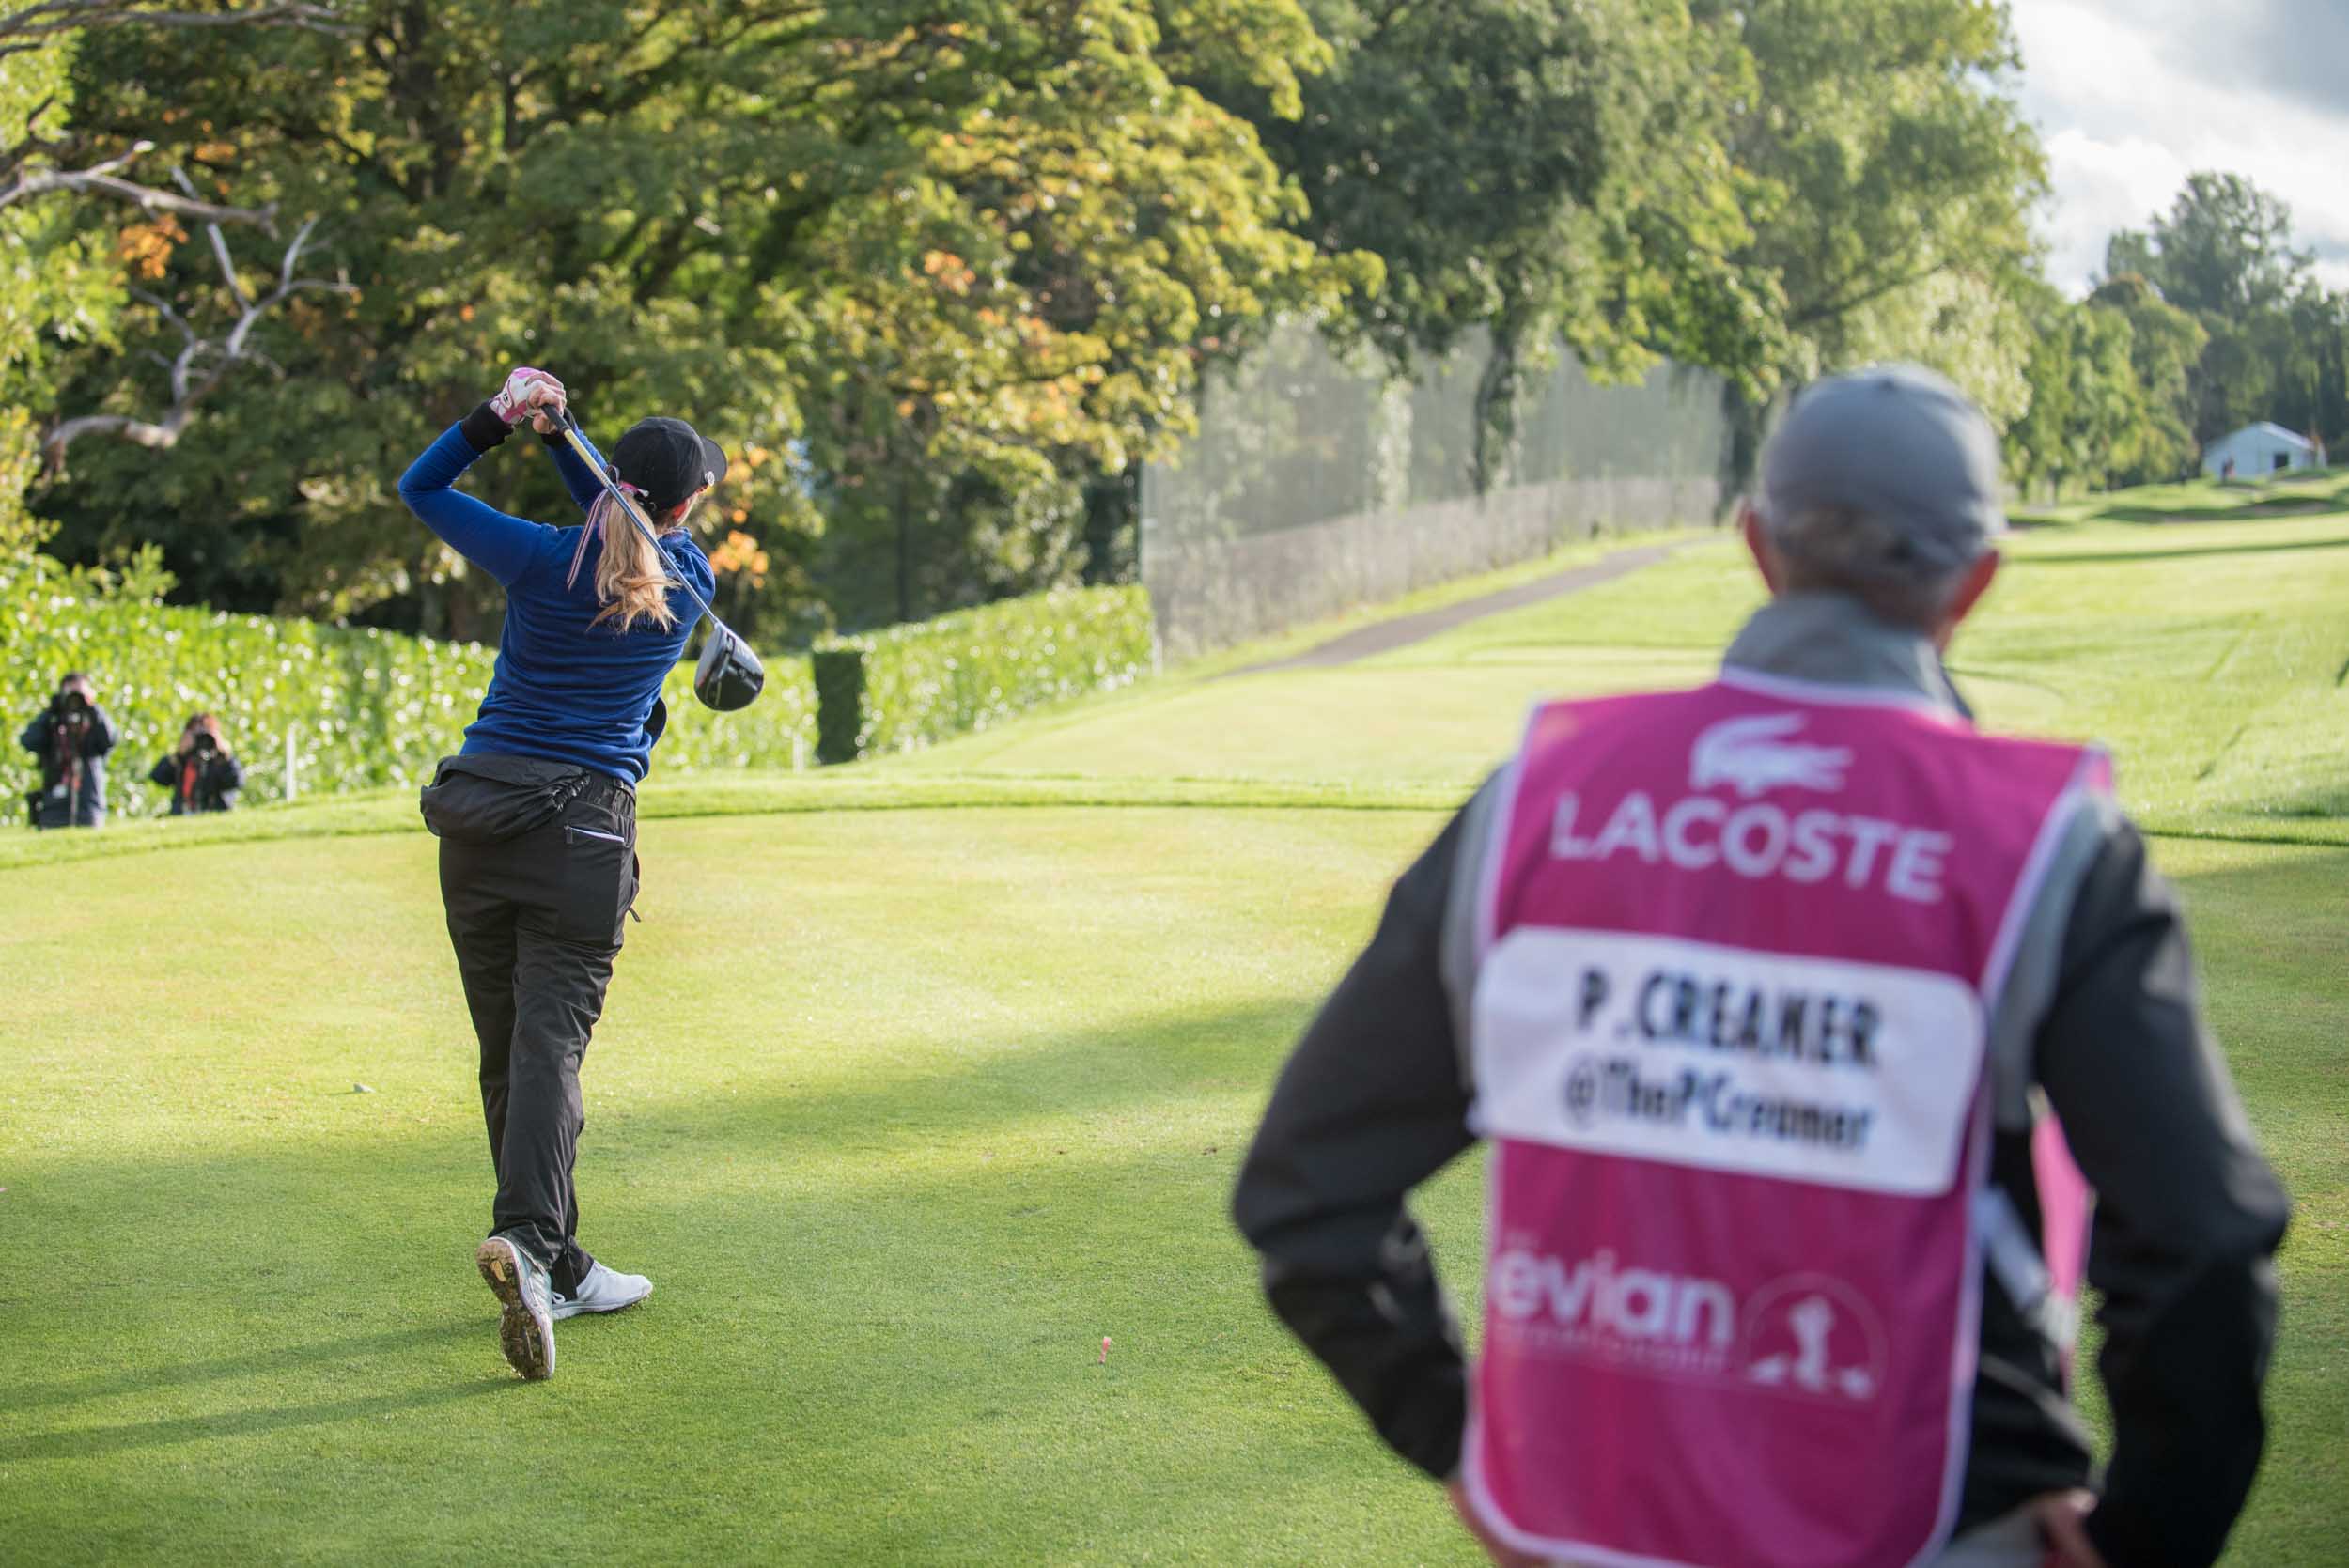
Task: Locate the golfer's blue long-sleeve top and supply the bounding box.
[398,413,715,783]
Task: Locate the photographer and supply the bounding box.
[149,713,244,815]
[19,673,119,829]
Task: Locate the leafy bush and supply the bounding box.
[2,557,816,819]
[657,642,818,774]
[814,585,1154,761]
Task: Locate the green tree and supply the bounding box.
[2108,173,2313,321]
[1,2,360,574]
[2007,285,2152,499]
[1710,0,2046,476]
[2104,173,2346,451]
[0,35,125,565]
[37,0,1355,636]
[2084,273,2207,484]
[2277,288,2349,454]
[1202,0,1776,493]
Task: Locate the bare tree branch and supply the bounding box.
[0,138,279,227]
[0,1,350,51]
[43,212,355,474]
[0,4,343,219]
[179,166,255,306]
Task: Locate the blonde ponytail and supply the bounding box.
[588,487,682,633]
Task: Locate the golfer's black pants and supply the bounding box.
[438,775,638,1296]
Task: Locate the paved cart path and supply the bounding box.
[1226,543,1676,676]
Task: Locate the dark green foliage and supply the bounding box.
[811,647,869,768]
[812,585,1153,762]
[25,0,1351,644]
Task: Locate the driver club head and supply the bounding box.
[694,622,766,711]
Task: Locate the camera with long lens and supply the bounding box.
[54,690,91,720]
[192,731,219,756]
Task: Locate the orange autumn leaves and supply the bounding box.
[117,216,188,281]
[921,249,979,297]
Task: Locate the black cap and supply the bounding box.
[613,416,728,512]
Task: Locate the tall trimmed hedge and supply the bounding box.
[2,567,1149,816]
[656,644,817,775]
[3,564,816,819]
[812,585,1154,763]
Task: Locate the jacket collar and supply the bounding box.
[1720,592,1972,720]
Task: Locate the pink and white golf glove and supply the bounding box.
[490,366,565,426]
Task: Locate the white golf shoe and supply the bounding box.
[475,1234,556,1381]
[552,1261,653,1321]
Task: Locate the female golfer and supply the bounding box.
[400,367,723,1379]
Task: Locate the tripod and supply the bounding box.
[48,707,93,828]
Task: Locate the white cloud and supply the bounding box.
[2009,0,2349,297]
[2035,131,2185,296]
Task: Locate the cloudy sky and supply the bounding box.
[2009,0,2349,296]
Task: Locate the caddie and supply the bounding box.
[1233,365,2290,1568]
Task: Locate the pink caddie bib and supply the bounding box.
[1462,675,2108,1568]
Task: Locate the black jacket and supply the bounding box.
[149,750,245,814]
[1233,597,2289,1568]
[20,704,119,828]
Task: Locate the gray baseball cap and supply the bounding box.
[1758,364,2006,581]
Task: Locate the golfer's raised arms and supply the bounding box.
[397,414,555,588]
[395,372,718,784]
[546,424,613,517]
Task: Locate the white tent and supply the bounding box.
[2202,422,2321,479]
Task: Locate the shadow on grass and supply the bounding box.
[0,998,1367,1568]
[0,1377,513,1462]
[2251,780,2349,819]
[0,992,1321,1320]
[2018,536,2349,567]
[3,1322,480,1417]
[2090,499,2341,525]
[2076,474,2349,528]
[0,1000,1330,1512]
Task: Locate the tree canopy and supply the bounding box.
[2010,170,2346,497]
[4,2,2341,635]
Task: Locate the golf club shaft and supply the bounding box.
[548,411,728,629]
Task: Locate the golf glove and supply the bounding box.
[490,366,565,426]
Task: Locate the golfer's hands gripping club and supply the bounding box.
[490,366,567,434]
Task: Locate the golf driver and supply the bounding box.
[546,407,766,712]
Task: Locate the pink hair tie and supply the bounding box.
[566,474,657,591]
[565,511,597,590]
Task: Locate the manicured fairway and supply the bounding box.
[2,479,2343,1564]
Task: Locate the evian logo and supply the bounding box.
[1690,712,1852,798]
[1491,1246,1736,1354]
[1741,1274,1885,1402]
[1489,1245,1890,1403]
